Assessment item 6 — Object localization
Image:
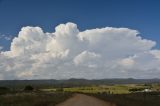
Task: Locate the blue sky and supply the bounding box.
[1,0,160,79]
[0,0,160,50]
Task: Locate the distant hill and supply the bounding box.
[0,78,160,88]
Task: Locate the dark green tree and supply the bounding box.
[24,85,34,91]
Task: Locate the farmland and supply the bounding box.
[43,83,160,94]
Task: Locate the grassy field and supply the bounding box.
[41,84,160,94]
[63,85,131,94]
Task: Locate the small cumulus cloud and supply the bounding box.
[0,34,13,41]
[0,22,160,79]
[0,46,3,50]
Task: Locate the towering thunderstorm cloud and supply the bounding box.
[0,22,160,79]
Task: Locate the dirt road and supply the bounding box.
[56,93,116,106]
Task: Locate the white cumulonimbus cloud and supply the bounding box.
[0,22,160,79]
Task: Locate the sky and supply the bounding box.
[0,0,160,79]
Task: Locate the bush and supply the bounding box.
[24,85,34,91]
[129,88,145,92]
[0,87,9,90]
[56,88,64,92]
[0,86,10,95]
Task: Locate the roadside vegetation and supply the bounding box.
[89,91,160,106]
[0,85,72,106]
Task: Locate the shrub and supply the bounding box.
[0,86,10,95]
[56,88,64,92]
[24,85,34,91]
